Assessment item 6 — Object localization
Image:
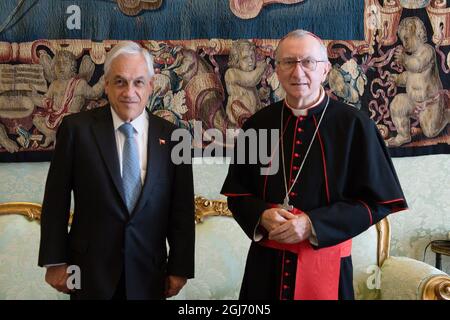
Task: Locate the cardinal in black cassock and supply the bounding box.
[221,92,408,300]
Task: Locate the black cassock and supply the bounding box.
[221,96,408,300]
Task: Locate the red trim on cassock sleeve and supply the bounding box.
[377,198,408,213]
[378,198,405,204]
[357,199,373,225]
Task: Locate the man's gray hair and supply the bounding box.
[104,41,155,78]
[275,29,329,62]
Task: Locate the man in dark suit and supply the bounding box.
[38,41,195,300]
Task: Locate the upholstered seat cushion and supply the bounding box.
[0,214,68,300]
[173,216,250,300]
[380,256,447,300]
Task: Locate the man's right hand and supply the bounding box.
[45,264,71,294]
[260,207,295,233]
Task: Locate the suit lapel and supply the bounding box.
[91,107,128,211]
[131,112,165,217]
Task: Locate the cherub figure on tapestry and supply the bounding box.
[148,43,231,142]
[328,59,368,109]
[33,50,105,148]
[225,40,269,127]
[387,17,449,147]
[147,45,193,131]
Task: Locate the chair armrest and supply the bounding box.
[380,256,450,300]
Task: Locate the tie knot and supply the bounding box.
[119,123,135,139]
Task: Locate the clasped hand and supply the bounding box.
[260,207,312,244]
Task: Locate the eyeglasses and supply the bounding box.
[276,57,326,71]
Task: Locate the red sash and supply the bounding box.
[260,205,352,300]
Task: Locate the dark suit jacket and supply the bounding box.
[38,106,195,299]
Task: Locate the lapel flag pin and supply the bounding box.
[159,138,166,145]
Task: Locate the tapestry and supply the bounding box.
[0,0,448,161]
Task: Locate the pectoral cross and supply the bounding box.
[281,196,293,211]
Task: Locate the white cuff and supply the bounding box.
[253,216,264,242]
[44,263,66,268]
[304,213,318,246]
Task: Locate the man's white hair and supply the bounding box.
[275,29,329,62]
[104,41,155,78]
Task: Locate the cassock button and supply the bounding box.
[283,285,289,289]
[294,153,300,158]
[297,128,303,133]
[299,117,304,121]
[296,140,302,145]
[284,272,290,277]
[290,192,297,197]
[285,259,291,264]
[293,166,299,170]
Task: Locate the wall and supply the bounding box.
[388,154,450,274]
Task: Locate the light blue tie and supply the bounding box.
[119,123,142,213]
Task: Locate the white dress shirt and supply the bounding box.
[110,107,148,185]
